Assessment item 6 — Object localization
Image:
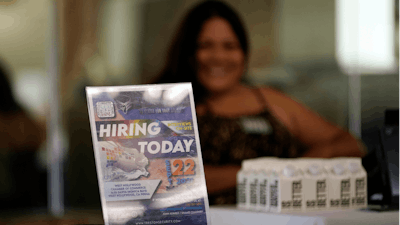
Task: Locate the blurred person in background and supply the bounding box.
[0,59,46,210]
[153,0,366,205]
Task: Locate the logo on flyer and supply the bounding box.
[115,94,133,114]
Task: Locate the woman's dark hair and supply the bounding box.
[154,0,249,103]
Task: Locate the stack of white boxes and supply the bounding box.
[237,157,367,213]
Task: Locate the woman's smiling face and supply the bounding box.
[196,16,245,94]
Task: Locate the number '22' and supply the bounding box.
[172,159,195,176]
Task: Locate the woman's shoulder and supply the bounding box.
[256,86,307,132]
[257,86,299,109]
[258,86,330,132]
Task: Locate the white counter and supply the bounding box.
[209,206,399,225]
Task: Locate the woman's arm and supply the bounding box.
[203,165,241,194]
[261,88,366,158]
[301,130,365,158]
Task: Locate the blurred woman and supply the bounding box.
[153,0,366,204]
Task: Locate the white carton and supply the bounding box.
[237,159,255,210]
[248,163,260,211]
[254,157,277,212]
[271,159,304,213]
[346,157,368,209]
[256,167,270,212]
[297,158,328,211]
[325,158,351,209]
[268,160,282,213]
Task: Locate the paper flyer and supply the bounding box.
[86,83,210,225]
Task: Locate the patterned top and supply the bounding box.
[197,88,307,205]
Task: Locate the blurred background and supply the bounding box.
[0,0,398,223]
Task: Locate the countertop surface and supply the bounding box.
[1,205,398,225]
